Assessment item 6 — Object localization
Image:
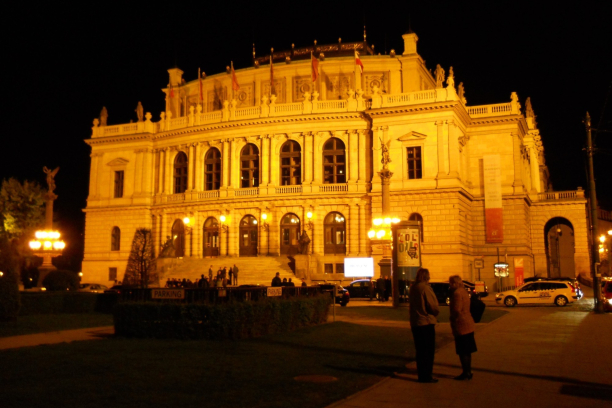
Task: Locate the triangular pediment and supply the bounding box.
[106,158,129,166]
[397,131,427,141]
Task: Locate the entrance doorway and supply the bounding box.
[172,219,185,258]
[202,217,219,257]
[280,213,301,255]
[544,217,575,278]
[239,215,258,257]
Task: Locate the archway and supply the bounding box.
[239,215,258,257]
[202,217,219,257]
[280,213,300,255]
[172,219,185,258]
[544,217,575,278]
[324,212,346,254]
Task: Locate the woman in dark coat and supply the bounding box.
[449,275,477,380]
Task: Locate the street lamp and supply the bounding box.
[29,230,66,266]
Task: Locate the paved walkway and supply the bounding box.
[0,326,114,350]
[327,292,612,408]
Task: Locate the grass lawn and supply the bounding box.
[335,304,508,323]
[1,320,455,408]
[0,314,114,338]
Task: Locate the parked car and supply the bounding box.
[104,285,137,294]
[523,276,582,299]
[601,278,612,312]
[462,280,489,298]
[496,280,578,307]
[429,281,485,305]
[78,283,108,293]
[316,283,350,306]
[347,279,374,299]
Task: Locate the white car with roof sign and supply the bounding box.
[496,280,578,307]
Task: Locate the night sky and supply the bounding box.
[3,1,611,263]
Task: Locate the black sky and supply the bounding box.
[2,1,611,252]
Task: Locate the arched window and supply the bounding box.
[240,144,260,188]
[280,213,300,254]
[408,213,424,242]
[323,138,346,184]
[205,148,221,191]
[324,212,346,254]
[239,215,258,257]
[172,219,185,258]
[280,140,301,185]
[174,152,188,194]
[111,226,120,251]
[203,217,219,257]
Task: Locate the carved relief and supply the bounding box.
[325,74,353,100]
[207,84,227,112]
[365,72,388,96]
[293,77,314,101]
[235,83,254,107]
[261,78,286,103]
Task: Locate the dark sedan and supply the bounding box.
[347,279,374,299]
[316,283,350,306]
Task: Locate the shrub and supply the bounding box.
[19,292,116,315]
[0,270,20,321]
[42,269,80,291]
[113,295,332,340]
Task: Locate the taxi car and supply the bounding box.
[496,280,578,307]
[601,277,612,312]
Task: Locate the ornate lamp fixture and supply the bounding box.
[219,214,229,256]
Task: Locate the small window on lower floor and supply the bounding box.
[336,263,344,275]
[109,267,117,281]
[324,264,333,274]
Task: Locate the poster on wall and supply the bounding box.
[514,258,524,287]
[396,226,421,267]
[483,155,504,243]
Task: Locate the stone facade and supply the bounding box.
[83,32,590,291]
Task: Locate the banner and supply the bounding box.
[514,258,524,287]
[483,155,503,243]
[396,226,421,267]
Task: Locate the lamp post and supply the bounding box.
[220,215,229,256]
[262,212,270,256]
[29,166,65,287]
[183,217,193,257]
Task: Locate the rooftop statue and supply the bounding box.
[458,82,466,104]
[135,102,144,122]
[525,97,535,118]
[447,66,455,89]
[43,166,59,194]
[100,107,108,127]
[379,137,392,168]
[434,64,445,88]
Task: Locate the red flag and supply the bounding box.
[269,55,275,95]
[355,51,364,73]
[311,52,319,82]
[231,62,240,92]
[198,68,203,101]
[169,84,175,98]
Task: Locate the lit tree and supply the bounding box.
[0,178,46,242]
[124,228,157,288]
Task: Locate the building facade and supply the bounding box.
[83,32,590,289]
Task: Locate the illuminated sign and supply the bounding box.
[494,263,509,277]
[151,289,185,299]
[396,227,420,267]
[344,257,374,277]
[267,287,282,297]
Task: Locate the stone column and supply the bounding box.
[153,149,161,195]
[348,130,358,189]
[313,206,324,256]
[512,133,524,194]
[358,201,368,256]
[304,132,313,185]
[95,152,105,198]
[222,140,229,189]
[165,148,174,195]
[529,145,541,193]
[372,127,384,192]
[261,135,270,187]
[349,202,359,255]
[312,132,323,185]
[188,144,195,191]
[142,149,153,195]
[134,149,143,195]
[194,211,201,258]
[358,130,367,189]
[447,121,460,178]
[161,211,168,246]
[436,120,446,178]
[194,143,201,191]
[228,209,237,257]
[89,153,101,200]
[229,139,237,189]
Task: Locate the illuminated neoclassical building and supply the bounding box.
[83,32,590,288]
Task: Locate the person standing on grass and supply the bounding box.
[409,268,440,383]
[233,264,239,285]
[449,275,477,380]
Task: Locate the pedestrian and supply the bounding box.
[271,272,282,287]
[301,279,307,287]
[228,268,234,286]
[233,264,239,285]
[209,265,213,282]
[409,268,440,383]
[449,275,477,380]
[288,278,295,287]
[369,278,375,301]
[377,277,386,302]
[281,277,288,286]
[384,276,391,301]
[222,266,227,280]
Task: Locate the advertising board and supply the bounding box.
[344,257,374,277]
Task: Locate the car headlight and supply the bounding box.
[607,299,612,306]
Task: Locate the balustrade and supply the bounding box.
[275,185,302,194]
[319,183,348,192]
[536,190,581,201]
[468,102,512,118]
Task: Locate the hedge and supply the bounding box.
[113,295,331,340]
[19,292,116,315]
[42,269,80,291]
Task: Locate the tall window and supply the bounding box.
[407,146,422,179]
[111,227,120,251]
[174,152,188,193]
[109,267,117,281]
[172,219,185,258]
[408,213,424,242]
[114,171,124,198]
[205,148,221,190]
[323,138,346,184]
[324,212,346,254]
[240,144,260,188]
[280,140,301,185]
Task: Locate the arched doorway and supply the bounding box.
[280,213,300,254]
[544,217,575,278]
[172,219,185,258]
[239,215,258,257]
[324,212,346,254]
[202,217,219,257]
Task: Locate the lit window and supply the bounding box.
[407,147,422,179]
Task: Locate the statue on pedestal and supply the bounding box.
[100,107,108,127]
[458,82,466,104]
[434,64,445,88]
[43,166,59,195]
[298,231,311,255]
[135,102,144,122]
[446,66,455,89]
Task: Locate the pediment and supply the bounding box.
[106,158,129,166]
[397,131,427,141]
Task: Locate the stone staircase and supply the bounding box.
[158,256,296,286]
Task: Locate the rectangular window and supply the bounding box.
[336,263,344,275]
[324,264,333,274]
[114,171,124,198]
[109,267,117,281]
[407,147,422,179]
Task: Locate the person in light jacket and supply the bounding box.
[409,268,440,383]
[449,275,477,380]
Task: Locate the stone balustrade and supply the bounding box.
[91,88,524,138]
[536,189,585,201]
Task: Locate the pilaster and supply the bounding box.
[349,202,359,255]
[194,143,202,191]
[436,120,446,180]
[358,129,367,192]
[512,133,524,194]
[348,130,358,192]
[312,132,323,186]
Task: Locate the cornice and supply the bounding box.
[85,133,153,146]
